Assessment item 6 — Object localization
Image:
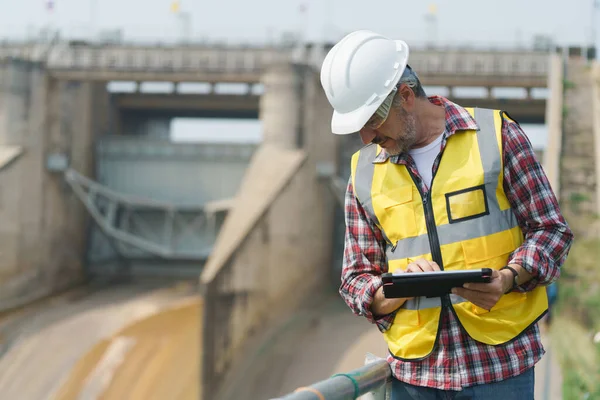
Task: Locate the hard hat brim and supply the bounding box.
[330,101,382,135]
[329,39,409,135]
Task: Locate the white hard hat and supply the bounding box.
[320,30,410,135]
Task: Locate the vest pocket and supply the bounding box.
[374,187,418,241]
[471,292,527,315]
[445,185,489,224]
[461,230,524,314]
[375,186,412,207]
[461,230,517,269]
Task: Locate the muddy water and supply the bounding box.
[54,298,201,400]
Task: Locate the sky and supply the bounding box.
[0,0,598,48]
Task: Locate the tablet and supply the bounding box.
[382,268,493,299]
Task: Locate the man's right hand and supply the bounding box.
[404,259,441,273]
[371,259,441,317]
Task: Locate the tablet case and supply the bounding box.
[382,268,493,298]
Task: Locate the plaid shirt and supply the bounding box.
[341,96,573,390]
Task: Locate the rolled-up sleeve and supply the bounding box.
[340,178,395,332]
[502,118,574,291]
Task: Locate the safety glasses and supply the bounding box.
[363,86,398,130]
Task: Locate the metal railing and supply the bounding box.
[64,168,228,260]
[275,354,392,400]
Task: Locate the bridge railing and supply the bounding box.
[0,43,291,74]
[407,51,549,76]
[46,48,548,77]
[275,355,392,400]
[48,46,289,72]
[0,43,551,82]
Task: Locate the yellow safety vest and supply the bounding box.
[350,108,548,360]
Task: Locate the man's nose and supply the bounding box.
[359,128,376,145]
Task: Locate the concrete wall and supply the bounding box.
[560,59,600,238]
[542,54,564,195]
[0,59,109,310]
[200,63,336,400]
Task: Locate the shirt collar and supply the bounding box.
[372,96,479,164]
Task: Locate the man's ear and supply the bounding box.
[398,84,415,111]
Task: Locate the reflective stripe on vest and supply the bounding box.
[353,143,392,245]
[402,293,468,310]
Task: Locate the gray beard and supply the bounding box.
[386,112,417,156]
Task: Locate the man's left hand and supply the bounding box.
[451,269,511,311]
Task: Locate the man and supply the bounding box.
[320,30,573,399]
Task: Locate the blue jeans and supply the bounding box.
[391,367,534,400]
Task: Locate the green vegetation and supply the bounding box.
[568,192,592,214]
[551,239,600,399]
[563,79,577,90]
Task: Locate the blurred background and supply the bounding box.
[0,0,598,399]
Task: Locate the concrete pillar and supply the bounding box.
[42,78,112,294]
[259,63,303,149]
[0,61,76,308]
[42,78,95,289]
[15,65,47,289]
[0,59,37,298]
[92,82,112,139]
[0,60,31,145]
[301,68,341,284]
[258,64,337,299]
[0,59,111,310]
